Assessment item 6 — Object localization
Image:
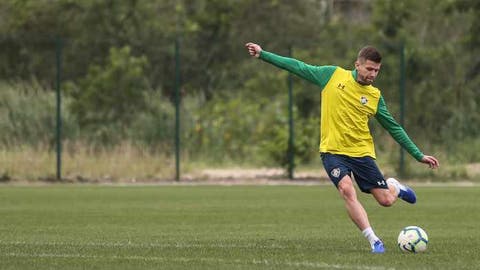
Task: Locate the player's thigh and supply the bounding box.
[336,175,358,200]
[321,153,352,188]
[370,187,396,206]
[349,156,388,193]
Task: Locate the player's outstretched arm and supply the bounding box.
[245,42,262,58]
[420,155,439,169]
[244,42,334,86]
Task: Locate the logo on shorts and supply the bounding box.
[331,168,341,178]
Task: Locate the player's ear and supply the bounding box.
[354,60,360,69]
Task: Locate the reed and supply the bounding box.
[0,141,175,182]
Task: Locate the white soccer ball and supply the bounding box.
[397,226,429,253]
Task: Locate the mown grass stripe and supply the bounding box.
[2,252,394,270]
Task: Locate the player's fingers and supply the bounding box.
[427,156,439,169]
[431,156,439,167]
[246,43,256,51]
[431,161,437,169]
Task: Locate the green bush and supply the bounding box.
[67,46,149,144]
[1,77,479,176]
[0,80,79,148]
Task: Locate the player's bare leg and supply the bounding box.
[337,175,384,253]
[337,175,370,230]
[371,178,416,206]
[370,185,398,207]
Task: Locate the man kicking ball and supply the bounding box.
[245,42,439,253]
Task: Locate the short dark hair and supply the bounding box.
[357,46,382,63]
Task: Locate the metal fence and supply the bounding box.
[0,34,410,182]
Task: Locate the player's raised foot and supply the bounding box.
[399,185,417,204]
[371,240,385,254]
[387,178,417,204]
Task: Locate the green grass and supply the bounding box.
[0,185,479,269]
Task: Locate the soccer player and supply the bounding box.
[245,42,439,253]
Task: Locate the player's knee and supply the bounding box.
[371,188,396,207]
[338,182,356,202]
[376,196,395,207]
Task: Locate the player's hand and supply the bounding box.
[245,42,262,58]
[421,155,439,169]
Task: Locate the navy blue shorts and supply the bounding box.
[320,153,388,193]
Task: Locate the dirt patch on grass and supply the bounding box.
[178,167,330,185]
[4,163,480,185]
[466,163,480,178]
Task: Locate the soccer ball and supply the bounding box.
[397,226,428,253]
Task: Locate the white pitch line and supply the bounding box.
[0,240,288,249]
[1,252,395,270]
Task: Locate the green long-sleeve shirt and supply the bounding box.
[260,50,424,161]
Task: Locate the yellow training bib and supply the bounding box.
[319,67,381,158]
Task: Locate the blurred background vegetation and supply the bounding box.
[0,0,479,182]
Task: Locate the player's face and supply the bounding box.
[355,59,381,85]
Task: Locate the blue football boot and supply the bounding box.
[387,178,417,204]
[372,240,385,254]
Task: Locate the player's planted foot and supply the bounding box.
[371,240,385,254]
[387,178,417,204]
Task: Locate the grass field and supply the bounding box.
[0,184,479,269]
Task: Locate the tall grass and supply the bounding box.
[0,80,64,146]
[0,81,175,181]
[0,141,175,182]
[0,80,479,182]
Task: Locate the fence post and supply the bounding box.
[55,36,63,181]
[399,43,406,177]
[287,45,295,179]
[174,38,181,181]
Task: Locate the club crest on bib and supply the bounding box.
[360,96,368,105]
